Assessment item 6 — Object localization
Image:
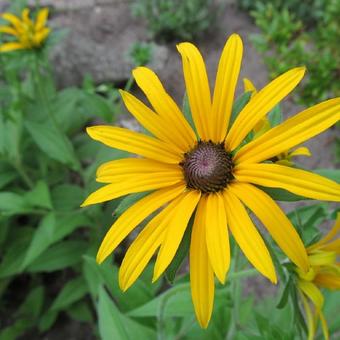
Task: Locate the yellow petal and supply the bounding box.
[86,126,182,164]
[243,78,257,96]
[234,163,340,202]
[190,198,215,328]
[229,182,309,272]
[119,194,184,291]
[298,281,324,309]
[96,158,181,182]
[22,8,32,26]
[119,90,185,153]
[153,190,201,281]
[2,13,23,32]
[300,292,315,340]
[223,189,277,283]
[309,213,340,251]
[317,309,330,340]
[308,251,336,267]
[289,146,312,158]
[205,193,230,283]
[35,8,49,31]
[235,98,340,164]
[132,67,196,149]
[0,41,25,52]
[81,173,183,206]
[314,273,340,290]
[33,27,50,45]
[0,26,18,36]
[96,183,185,263]
[177,42,212,141]
[226,67,306,151]
[212,34,243,142]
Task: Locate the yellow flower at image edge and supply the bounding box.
[296,213,340,340]
[82,34,340,328]
[0,8,50,52]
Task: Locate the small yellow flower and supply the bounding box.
[82,34,340,328]
[296,213,340,340]
[243,77,312,166]
[0,8,50,52]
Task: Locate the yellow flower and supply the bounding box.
[82,34,340,328]
[296,213,340,340]
[0,8,50,52]
[243,77,312,166]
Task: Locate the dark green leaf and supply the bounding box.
[18,286,45,320]
[38,311,58,332]
[97,287,129,340]
[67,300,93,323]
[24,180,52,209]
[51,184,84,211]
[230,91,252,126]
[276,278,292,309]
[25,120,79,170]
[114,192,150,217]
[50,277,88,311]
[27,241,87,273]
[268,104,282,126]
[314,169,340,182]
[258,186,309,201]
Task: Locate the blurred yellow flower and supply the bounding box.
[0,8,50,52]
[82,34,340,328]
[243,77,312,166]
[296,213,340,340]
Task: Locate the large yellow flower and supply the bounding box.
[82,34,340,327]
[0,8,50,52]
[296,213,340,340]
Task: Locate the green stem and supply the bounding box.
[123,76,134,92]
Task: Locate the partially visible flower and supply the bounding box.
[0,8,50,52]
[296,213,340,339]
[243,77,312,166]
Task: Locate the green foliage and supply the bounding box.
[131,0,218,42]
[245,0,340,105]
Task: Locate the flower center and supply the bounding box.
[180,141,234,193]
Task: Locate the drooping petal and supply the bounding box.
[86,126,182,164]
[153,190,201,281]
[235,98,340,164]
[204,193,230,283]
[81,173,184,206]
[289,147,311,158]
[226,67,306,151]
[21,8,33,26]
[2,13,24,32]
[314,273,340,290]
[0,26,18,36]
[308,213,340,251]
[298,281,324,310]
[35,8,49,31]
[119,194,184,291]
[132,67,196,149]
[190,198,215,328]
[212,34,243,142]
[0,42,25,52]
[300,292,315,340]
[96,183,185,263]
[229,182,309,272]
[317,310,330,340]
[223,189,277,283]
[33,27,50,45]
[96,158,181,182]
[234,163,340,202]
[177,42,212,141]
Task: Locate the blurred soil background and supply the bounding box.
[0,0,338,339]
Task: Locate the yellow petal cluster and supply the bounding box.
[297,213,340,340]
[0,8,50,52]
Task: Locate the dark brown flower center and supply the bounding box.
[180,141,234,193]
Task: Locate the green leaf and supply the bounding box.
[0,192,29,215]
[267,104,282,126]
[81,92,113,123]
[66,300,93,323]
[27,240,87,273]
[25,120,79,170]
[38,311,58,332]
[165,219,192,283]
[0,170,17,190]
[50,277,88,311]
[51,184,84,211]
[182,92,196,133]
[18,286,45,320]
[276,278,292,309]
[114,192,149,217]
[230,91,252,126]
[24,180,52,209]
[97,287,129,340]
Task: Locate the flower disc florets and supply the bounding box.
[180,141,234,193]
